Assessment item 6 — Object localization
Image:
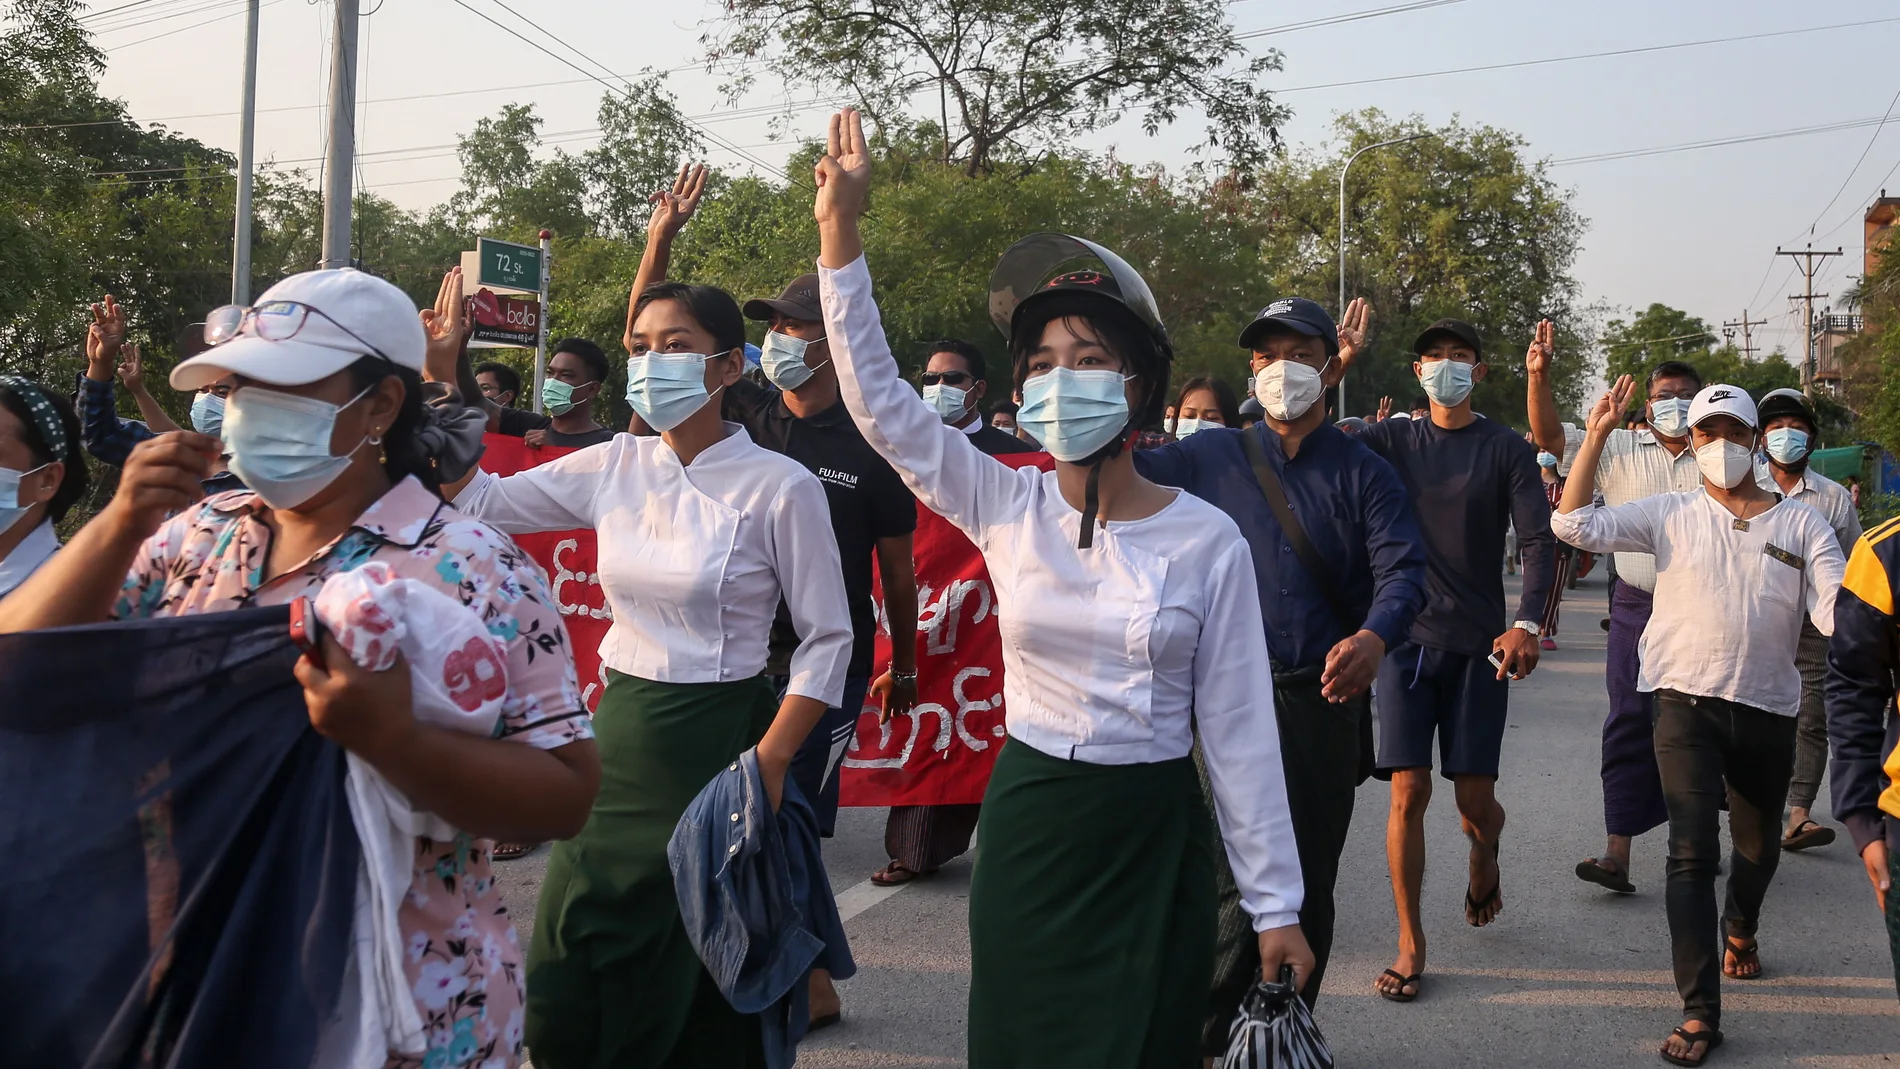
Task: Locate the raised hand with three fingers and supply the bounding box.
[1336,297,1372,372]
[1524,318,1556,378]
[1376,396,1392,422]
[86,295,127,379]
[649,161,708,242]
[418,266,469,387]
[116,342,147,394]
[1587,375,1636,438]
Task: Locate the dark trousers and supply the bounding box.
[1651,691,1797,1028]
[1887,844,1900,999]
[1604,580,1669,837]
[1784,624,1832,811]
[783,675,870,838]
[1202,679,1362,1052]
[885,803,982,872]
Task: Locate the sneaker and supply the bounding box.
[1540,637,1557,651]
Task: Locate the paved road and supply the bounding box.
[497,568,1898,1066]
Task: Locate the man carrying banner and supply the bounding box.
[1134,296,1427,1034]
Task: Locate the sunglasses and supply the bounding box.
[921,371,974,386]
[203,301,392,363]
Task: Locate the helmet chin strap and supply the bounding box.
[1075,428,1139,550]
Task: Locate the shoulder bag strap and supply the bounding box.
[1239,427,1359,634]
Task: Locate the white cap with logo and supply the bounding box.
[170,268,426,391]
[1686,383,1759,431]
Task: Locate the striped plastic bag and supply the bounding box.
[1217,965,1335,1069]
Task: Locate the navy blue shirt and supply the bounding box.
[1134,422,1428,672]
[1357,414,1555,656]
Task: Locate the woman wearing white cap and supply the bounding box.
[0,268,600,1069]
[1552,379,1846,1067]
[442,277,853,1068]
[809,109,1309,1067]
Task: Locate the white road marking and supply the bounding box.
[833,874,914,923]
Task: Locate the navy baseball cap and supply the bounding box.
[1238,298,1339,354]
[1412,318,1483,359]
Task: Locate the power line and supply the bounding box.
[1234,0,1470,40]
[104,0,284,50]
[1549,114,1900,167]
[1797,86,1900,239]
[1274,15,1900,95]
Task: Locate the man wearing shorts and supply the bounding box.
[1355,318,1555,1002]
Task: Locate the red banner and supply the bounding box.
[476,434,612,712]
[841,451,1054,807]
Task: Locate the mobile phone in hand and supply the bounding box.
[1487,648,1508,674]
[289,596,326,670]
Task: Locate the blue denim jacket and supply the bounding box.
[669,748,855,1068]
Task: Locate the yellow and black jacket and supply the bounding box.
[1825,516,1900,853]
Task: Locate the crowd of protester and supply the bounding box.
[0,107,1895,1069]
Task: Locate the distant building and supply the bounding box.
[1865,191,1900,278]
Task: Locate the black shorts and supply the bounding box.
[1375,642,1510,779]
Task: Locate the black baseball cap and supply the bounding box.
[743,273,822,323]
[1412,318,1483,359]
[1238,297,1339,354]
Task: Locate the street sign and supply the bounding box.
[466,287,540,348]
[474,236,542,292]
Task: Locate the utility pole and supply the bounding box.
[1721,311,1764,361]
[1775,244,1842,397]
[318,0,361,270]
[230,0,260,303]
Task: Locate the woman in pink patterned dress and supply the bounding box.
[0,268,600,1069]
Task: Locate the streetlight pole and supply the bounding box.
[319,0,361,269]
[1337,132,1432,418]
[230,0,259,303]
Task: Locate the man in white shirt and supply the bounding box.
[1753,388,1862,853]
[1551,381,1844,1067]
[1531,359,1704,894]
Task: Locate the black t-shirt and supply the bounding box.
[725,380,917,676]
[1357,414,1555,656]
[968,422,1038,455]
[492,406,615,448]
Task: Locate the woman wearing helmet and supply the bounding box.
[808,109,1310,1066]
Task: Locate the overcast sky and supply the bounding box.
[87,0,1900,355]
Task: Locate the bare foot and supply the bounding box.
[1465,835,1503,926]
[809,968,842,1024]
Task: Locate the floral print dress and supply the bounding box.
[115,476,591,1069]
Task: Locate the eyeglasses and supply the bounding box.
[921,371,974,386]
[203,301,392,363]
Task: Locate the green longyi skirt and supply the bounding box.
[967,740,1217,1069]
[524,670,776,1069]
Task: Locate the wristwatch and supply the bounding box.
[1512,620,1543,638]
[891,670,919,686]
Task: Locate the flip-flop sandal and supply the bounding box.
[1659,1024,1723,1066]
[870,862,921,887]
[1722,936,1762,980]
[1375,968,1422,1003]
[1465,838,1502,926]
[1781,819,1837,852]
[491,842,539,861]
[1575,856,1637,894]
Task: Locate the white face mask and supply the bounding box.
[224,384,374,509]
[1253,359,1328,421]
[190,391,225,438]
[1417,359,1475,407]
[627,352,722,432]
[0,463,50,534]
[760,330,828,391]
[1171,416,1216,438]
[922,383,969,423]
[1695,438,1756,490]
[1649,397,1692,439]
[1017,367,1132,462]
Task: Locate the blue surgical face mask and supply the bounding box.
[540,377,597,417]
[190,391,225,438]
[626,353,721,432]
[1536,450,1558,469]
[1172,416,1214,438]
[1417,358,1475,407]
[0,463,50,534]
[922,383,969,423]
[1648,397,1692,438]
[1017,368,1132,462]
[224,384,373,509]
[1764,427,1811,466]
[760,330,828,391]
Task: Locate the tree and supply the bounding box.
[451,103,590,239]
[706,0,1287,175]
[582,76,707,240]
[1235,110,1592,422]
[1840,239,1900,457]
[1601,303,1718,384]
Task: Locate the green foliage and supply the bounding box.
[707,0,1287,175]
[1840,239,1900,458]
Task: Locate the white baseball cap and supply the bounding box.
[1686,383,1759,431]
[171,268,426,391]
